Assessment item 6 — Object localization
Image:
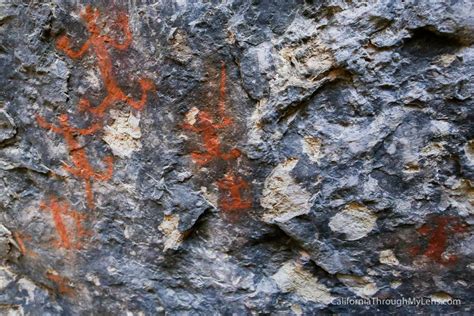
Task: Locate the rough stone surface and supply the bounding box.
[0,0,473,314]
[328,202,377,241]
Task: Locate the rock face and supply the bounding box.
[0,0,473,314]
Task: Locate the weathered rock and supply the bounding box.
[328,202,377,241]
[272,260,334,305]
[261,159,313,223]
[0,0,473,314]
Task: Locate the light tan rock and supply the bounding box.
[379,250,400,266]
[159,214,184,251]
[103,110,142,158]
[272,261,334,305]
[337,274,378,298]
[302,136,322,163]
[329,203,377,240]
[261,159,312,223]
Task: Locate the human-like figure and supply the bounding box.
[36,114,113,208]
[56,5,154,117]
[182,63,240,166]
[216,172,252,213]
[40,195,88,249]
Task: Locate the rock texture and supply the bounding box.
[0,0,473,314]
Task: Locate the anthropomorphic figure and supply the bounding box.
[37,114,113,208]
[182,63,240,166]
[56,5,154,117]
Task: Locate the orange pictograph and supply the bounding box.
[409,215,468,265]
[25,5,155,291]
[40,195,89,250]
[56,5,155,117]
[182,63,240,166]
[182,110,241,166]
[37,114,113,209]
[182,62,252,216]
[216,172,252,213]
[46,271,75,296]
[13,232,37,257]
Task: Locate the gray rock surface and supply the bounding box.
[0,0,473,314]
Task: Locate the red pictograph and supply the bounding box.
[182,110,241,166]
[36,114,113,209]
[46,271,75,296]
[56,5,155,117]
[182,62,240,166]
[216,172,252,213]
[182,62,252,216]
[13,232,37,257]
[40,195,89,250]
[410,215,468,265]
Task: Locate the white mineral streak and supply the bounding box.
[261,159,312,223]
[17,278,37,304]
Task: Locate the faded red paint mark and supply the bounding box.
[36,114,113,208]
[216,172,252,213]
[13,232,27,255]
[412,215,468,265]
[408,245,420,257]
[56,5,154,117]
[40,195,90,250]
[13,232,37,257]
[182,63,240,166]
[46,271,75,296]
[181,62,253,218]
[182,110,241,166]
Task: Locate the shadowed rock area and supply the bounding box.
[0,0,473,314]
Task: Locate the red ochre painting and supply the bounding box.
[181,62,252,217]
[40,195,89,250]
[35,5,154,211]
[216,171,252,213]
[13,232,37,257]
[46,271,75,296]
[409,215,468,265]
[36,114,113,209]
[27,5,156,296]
[56,5,155,117]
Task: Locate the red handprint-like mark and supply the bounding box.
[56,5,154,117]
[36,114,113,208]
[182,63,240,166]
[40,195,90,250]
[410,216,468,265]
[216,172,252,213]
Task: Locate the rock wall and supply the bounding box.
[0,0,473,314]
